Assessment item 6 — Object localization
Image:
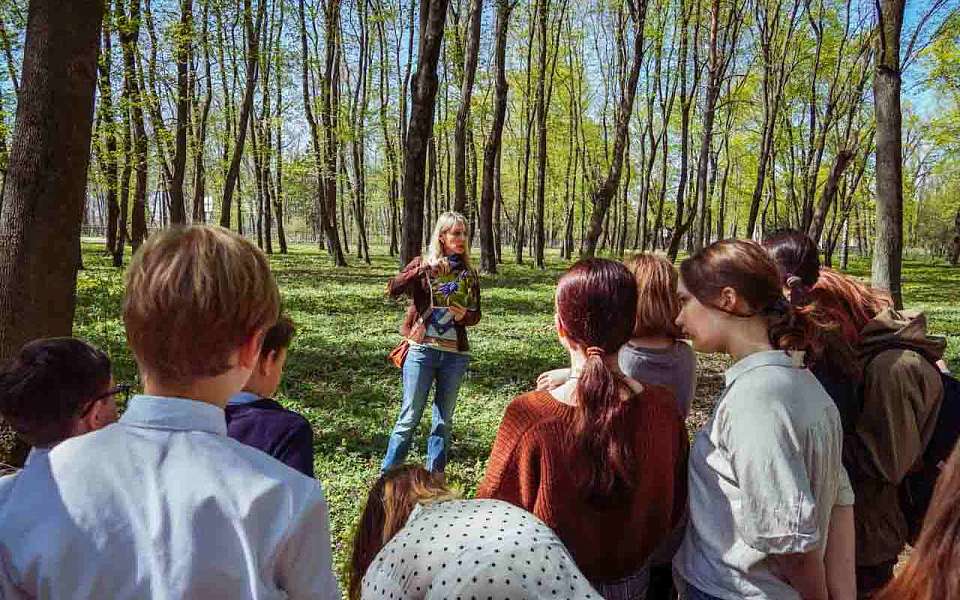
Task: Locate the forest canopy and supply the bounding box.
[0,0,956,269]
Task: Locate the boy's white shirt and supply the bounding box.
[0,395,340,600]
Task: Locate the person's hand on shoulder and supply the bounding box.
[536,368,571,391]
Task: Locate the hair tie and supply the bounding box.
[586,346,606,358]
[785,274,803,289]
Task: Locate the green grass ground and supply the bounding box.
[73,242,960,582]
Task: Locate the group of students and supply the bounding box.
[0,214,953,600]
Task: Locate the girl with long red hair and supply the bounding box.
[874,441,960,600]
[478,258,688,599]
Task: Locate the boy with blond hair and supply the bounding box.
[0,226,339,599]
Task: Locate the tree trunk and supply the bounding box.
[582,0,648,257]
[350,0,371,263]
[480,0,512,273]
[533,0,550,267]
[116,0,148,252]
[141,0,177,228]
[97,15,120,256]
[400,0,449,266]
[321,0,347,265]
[745,0,799,239]
[807,149,854,243]
[0,0,104,467]
[220,0,265,230]
[950,208,960,265]
[693,0,742,251]
[192,0,212,223]
[298,0,339,261]
[872,0,905,308]
[453,0,481,214]
[169,0,192,225]
[374,0,399,256]
[666,3,698,261]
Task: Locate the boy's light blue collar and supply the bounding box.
[120,395,227,436]
[228,391,263,406]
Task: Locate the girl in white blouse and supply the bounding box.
[349,465,599,600]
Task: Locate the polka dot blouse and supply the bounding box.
[361,498,600,600]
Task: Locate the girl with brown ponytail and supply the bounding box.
[478,258,688,599]
[672,239,854,600]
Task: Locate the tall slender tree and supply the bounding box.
[582,0,648,257]
[453,0,481,215]
[320,0,347,265]
[169,0,193,225]
[220,0,266,229]
[480,0,514,273]
[872,0,905,308]
[400,0,449,265]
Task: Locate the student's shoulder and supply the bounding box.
[222,435,321,493]
[277,404,313,432]
[500,392,573,446]
[503,391,564,424]
[257,399,313,430]
[234,400,312,430]
[675,340,697,364]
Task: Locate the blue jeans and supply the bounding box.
[381,344,470,472]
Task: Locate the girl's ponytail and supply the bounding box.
[555,259,638,506]
[573,346,635,505]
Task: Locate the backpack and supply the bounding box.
[860,344,960,543]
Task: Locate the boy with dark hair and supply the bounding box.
[226,315,314,477]
[0,226,339,599]
[0,337,121,452]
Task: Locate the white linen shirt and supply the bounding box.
[674,351,854,600]
[0,395,340,600]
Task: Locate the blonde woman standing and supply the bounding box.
[382,212,481,473]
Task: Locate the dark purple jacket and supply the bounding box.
[224,398,315,478]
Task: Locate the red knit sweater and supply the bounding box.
[476,386,688,583]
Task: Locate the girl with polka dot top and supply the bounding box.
[350,465,600,600]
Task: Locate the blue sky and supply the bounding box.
[902,0,959,117]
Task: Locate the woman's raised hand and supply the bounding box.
[426,257,452,275]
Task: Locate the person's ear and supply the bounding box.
[76,403,99,434]
[259,349,278,376]
[554,312,565,337]
[237,330,265,370]
[76,398,111,435]
[718,286,739,313]
[256,353,269,377]
[555,313,573,349]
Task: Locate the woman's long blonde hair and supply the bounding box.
[424,211,472,268]
[348,465,459,600]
